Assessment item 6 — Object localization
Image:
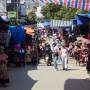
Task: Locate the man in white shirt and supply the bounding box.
[61,46,68,70]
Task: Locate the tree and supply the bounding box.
[26,11,37,22]
[42,3,62,19]
[41,3,88,20]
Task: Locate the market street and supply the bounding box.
[0,58,90,90]
[0,0,90,90]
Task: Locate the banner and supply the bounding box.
[6,0,11,3]
[0,0,6,13]
[50,19,72,27]
[8,11,16,19]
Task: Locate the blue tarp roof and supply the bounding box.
[75,14,90,25]
[77,14,90,18]
[9,25,25,44]
[73,19,77,25]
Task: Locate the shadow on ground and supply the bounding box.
[64,78,90,90]
[0,65,38,90]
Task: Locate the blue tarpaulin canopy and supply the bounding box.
[9,25,25,44]
[78,14,90,18]
[73,19,77,25]
[76,14,90,25]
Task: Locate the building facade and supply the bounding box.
[6,0,39,13]
[0,0,7,16]
[7,0,20,11]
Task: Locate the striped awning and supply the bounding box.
[61,0,90,11]
[32,0,90,11]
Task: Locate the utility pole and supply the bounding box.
[16,0,19,22]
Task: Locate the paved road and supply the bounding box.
[0,59,90,90]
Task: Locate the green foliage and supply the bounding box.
[41,3,88,20]
[42,3,62,19]
[27,11,37,22]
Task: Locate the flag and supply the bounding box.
[53,0,59,4]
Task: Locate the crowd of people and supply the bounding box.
[0,27,90,87]
[38,31,89,71]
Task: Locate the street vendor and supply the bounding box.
[0,46,9,86]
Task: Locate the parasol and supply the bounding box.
[24,26,35,36]
[27,32,35,36]
[24,27,35,33]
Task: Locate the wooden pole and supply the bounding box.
[16,0,19,22]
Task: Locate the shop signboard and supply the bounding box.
[50,19,73,27]
[8,11,16,19]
